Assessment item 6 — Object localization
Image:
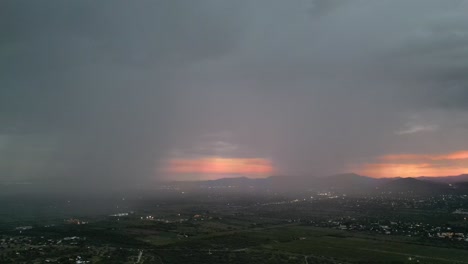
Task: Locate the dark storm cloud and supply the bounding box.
[308,0,349,16]
[0,0,250,187]
[1,0,468,187]
[176,0,468,175]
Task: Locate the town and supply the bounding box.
[2,187,468,263]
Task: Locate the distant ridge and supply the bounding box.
[416,174,468,183]
[379,177,450,194]
[165,173,468,194]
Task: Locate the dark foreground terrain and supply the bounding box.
[2,177,468,263]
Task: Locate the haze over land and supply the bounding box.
[1,0,468,191]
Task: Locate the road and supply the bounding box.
[135,250,143,263]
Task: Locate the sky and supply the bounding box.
[1,0,468,188]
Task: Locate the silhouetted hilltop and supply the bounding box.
[379,177,450,195]
[418,174,468,184]
[167,173,468,195]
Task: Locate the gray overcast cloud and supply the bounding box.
[1,0,468,188]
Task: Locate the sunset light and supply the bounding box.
[379,151,468,161]
[162,157,274,179]
[354,150,468,178]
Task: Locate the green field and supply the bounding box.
[148,224,468,264]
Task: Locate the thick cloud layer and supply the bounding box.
[1,0,468,188]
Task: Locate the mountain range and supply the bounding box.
[170,173,468,195]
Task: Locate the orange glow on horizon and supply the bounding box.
[353,150,468,178]
[356,163,468,178]
[163,157,274,177]
[380,150,468,161]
